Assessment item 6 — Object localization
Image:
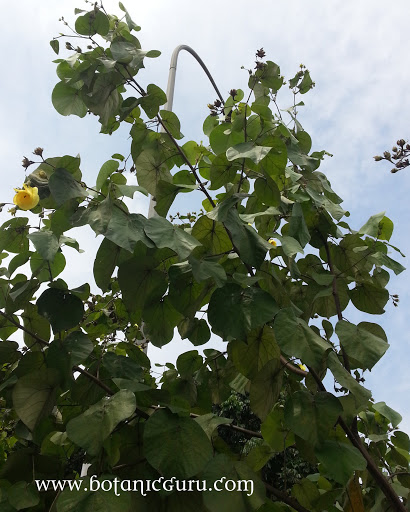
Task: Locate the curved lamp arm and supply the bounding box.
[147,45,223,218]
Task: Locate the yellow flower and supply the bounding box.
[298,364,307,371]
[268,238,277,247]
[13,184,39,210]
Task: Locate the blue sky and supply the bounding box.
[1,0,410,432]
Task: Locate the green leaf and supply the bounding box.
[209,123,245,155]
[22,302,50,350]
[75,9,109,36]
[178,317,211,346]
[254,176,281,207]
[258,136,288,178]
[177,350,203,377]
[154,181,186,217]
[49,168,87,206]
[335,320,389,370]
[12,369,59,430]
[359,212,393,241]
[291,479,320,510]
[96,160,119,191]
[230,325,280,380]
[135,146,173,196]
[8,251,30,277]
[261,405,295,452]
[276,235,304,258]
[224,209,273,268]
[299,70,313,94]
[30,251,66,282]
[63,330,93,365]
[348,282,389,314]
[0,217,29,254]
[250,359,283,420]
[194,413,233,439]
[110,41,147,68]
[191,217,232,255]
[315,441,366,484]
[201,455,266,512]
[119,1,141,31]
[139,84,167,118]
[373,402,402,428]
[226,142,272,164]
[287,203,311,248]
[190,257,227,288]
[7,482,40,510]
[27,230,59,261]
[144,408,213,478]
[327,351,371,406]
[66,390,136,455]
[368,251,405,275]
[102,353,143,380]
[0,340,20,365]
[143,297,181,347]
[284,391,343,446]
[273,308,331,368]
[145,216,202,259]
[104,209,153,253]
[118,249,167,316]
[114,184,148,198]
[209,154,240,190]
[93,238,121,292]
[160,109,183,139]
[37,288,84,333]
[208,283,278,340]
[50,39,59,55]
[56,476,132,512]
[52,82,87,117]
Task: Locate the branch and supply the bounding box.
[0,310,150,419]
[264,481,310,512]
[280,355,308,377]
[307,366,406,512]
[320,234,350,371]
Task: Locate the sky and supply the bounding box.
[1,0,410,432]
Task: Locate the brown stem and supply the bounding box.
[307,366,406,512]
[264,481,310,512]
[280,355,308,377]
[0,310,150,419]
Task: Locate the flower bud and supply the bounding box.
[22,156,34,169]
[33,147,44,157]
[373,155,382,161]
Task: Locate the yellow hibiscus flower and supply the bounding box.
[13,184,39,211]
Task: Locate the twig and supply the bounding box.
[264,481,310,512]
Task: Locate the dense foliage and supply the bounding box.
[0,3,409,511]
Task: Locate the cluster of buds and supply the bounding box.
[207,98,223,117]
[169,210,204,225]
[22,156,34,169]
[255,47,266,71]
[65,41,82,53]
[33,147,44,157]
[374,139,410,173]
[391,294,400,307]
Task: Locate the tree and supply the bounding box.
[0,3,408,511]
